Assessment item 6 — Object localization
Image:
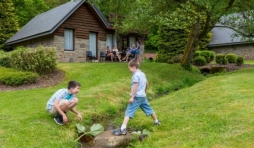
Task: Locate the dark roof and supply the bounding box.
[207,26,249,47]
[6,0,110,45]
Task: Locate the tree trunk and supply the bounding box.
[180,17,202,68]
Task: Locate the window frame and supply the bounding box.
[64,28,75,51]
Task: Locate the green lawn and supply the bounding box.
[245,60,254,65]
[128,67,254,148]
[0,62,204,147]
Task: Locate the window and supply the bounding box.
[106,34,118,50]
[129,37,136,47]
[113,35,117,47]
[64,29,74,51]
[106,34,113,50]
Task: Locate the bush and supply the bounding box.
[236,56,244,66]
[193,56,207,66]
[210,51,215,62]
[0,66,38,86]
[194,50,215,63]
[226,54,237,63]
[216,54,228,65]
[9,46,57,75]
[194,51,201,58]
[0,51,11,68]
[171,54,183,63]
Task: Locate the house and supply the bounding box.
[207,27,254,60]
[6,0,145,62]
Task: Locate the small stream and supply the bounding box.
[80,90,181,148]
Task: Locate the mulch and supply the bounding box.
[0,69,65,92]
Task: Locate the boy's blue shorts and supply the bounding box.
[125,97,154,119]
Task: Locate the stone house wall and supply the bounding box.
[13,35,107,62]
[209,44,254,60]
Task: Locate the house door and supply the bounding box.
[89,32,97,58]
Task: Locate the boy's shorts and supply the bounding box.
[48,100,67,115]
[136,49,140,54]
[125,97,154,119]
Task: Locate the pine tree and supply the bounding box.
[0,0,19,50]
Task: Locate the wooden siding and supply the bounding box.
[54,4,113,41]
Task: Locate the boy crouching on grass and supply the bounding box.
[113,60,160,136]
[46,81,82,125]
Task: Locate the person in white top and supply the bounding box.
[112,46,122,61]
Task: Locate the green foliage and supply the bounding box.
[200,50,215,63]
[156,27,188,63]
[0,66,38,86]
[193,56,207,66]
[156,24,212,63]
[171,54,183,63]
[194,50,201,58]
[216,54,228,65]
[9,46,57,75]
[145,26,159,51]
[0,0,19,50]
[0,51,11,68]
[75,124,104,141]
[194,50,215,63]
[236,56,244,66]
[226,53,237,63]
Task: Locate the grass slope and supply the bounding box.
[129,68,254,148]
[0,62,204,147]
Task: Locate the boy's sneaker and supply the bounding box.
[112,129,127,136]
[54,114,64,125]
[155,121,161,125]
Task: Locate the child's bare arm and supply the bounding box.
[70,108,82,121]
[145,81,148,93]
[129,82,138,103]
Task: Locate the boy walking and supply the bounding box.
[113,60,160,135]
[46,81,82,125]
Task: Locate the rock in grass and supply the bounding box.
[93,130,135,148]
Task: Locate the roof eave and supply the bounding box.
[6,31,52,45]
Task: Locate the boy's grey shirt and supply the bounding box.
[131,69,147,97]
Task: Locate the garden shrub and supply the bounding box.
[0,51,11,68]
[236,56,244,66]
[226,53,237,63]
[9,46,57,75]
[0,66,38,86]
[194,50,201,58]
[171,54,183,63]
[216,54,228,65]
[209,51,215,62]
[193,56,207,66]
[194,50,215,63]
[0,56,11,68]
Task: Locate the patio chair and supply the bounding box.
[99,51,106,62]
[86,51,95,62]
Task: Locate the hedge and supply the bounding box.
[193,56,207,66]
[226,54,237,63]
[216,54,228,65]
[0,66,38,86]
[236,56,244,66]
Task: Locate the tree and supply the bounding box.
[0,0,19,50]
[12,0,50,27]
[94,0,254,68]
